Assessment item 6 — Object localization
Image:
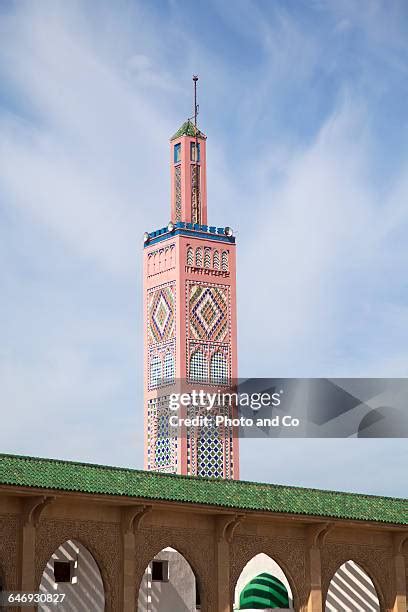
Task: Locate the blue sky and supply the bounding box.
[1,0,408,496]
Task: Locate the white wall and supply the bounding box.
[138,547,198,612]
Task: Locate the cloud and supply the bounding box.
[0,0,407,495]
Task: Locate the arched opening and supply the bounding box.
[234,553,293,610]
[195,247,203,267]
[189,350,207,383]
[221,251,228,271]
[138,547,200,611]
[150,355,162,389]
[187,246,194,266]
[204,247,211,268]
[325,560,380,612]
[163,352,175,384]
[39,539,105,611]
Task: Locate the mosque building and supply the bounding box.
[0,81,406,612]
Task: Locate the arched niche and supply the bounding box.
[234,552,294,610]
[138,546,200,611]
[325,559,380,612]
[38,539,105,611]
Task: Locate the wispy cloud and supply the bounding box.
[1,0,407,495]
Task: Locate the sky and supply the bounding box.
[1,0,408,497]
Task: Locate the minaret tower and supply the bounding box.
[143,77,239,479]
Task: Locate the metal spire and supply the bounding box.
[192,75,200,224]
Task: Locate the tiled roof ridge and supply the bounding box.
[170,119,206,141]
[0,452,406,504]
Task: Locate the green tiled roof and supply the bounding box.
[0,454,407,525]
[171,119,206,141]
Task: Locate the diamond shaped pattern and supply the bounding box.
[148,285,175,344]
[189,284,228,342]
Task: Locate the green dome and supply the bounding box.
[239,573,289,609]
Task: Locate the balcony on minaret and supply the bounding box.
[170,119,208,225]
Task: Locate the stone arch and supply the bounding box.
[37,538,106,611]
[234,552,294,609]
[321,544,389,610]
[35,519,120,611]
[230,537,304,610]
[325,559,381,612]
[135,528,214,612]
[137,546,201,611]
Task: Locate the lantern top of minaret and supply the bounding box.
[170,119,206,141]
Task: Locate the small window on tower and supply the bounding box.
[151,560,169,582]
[190,142,200,162]
[174,143,181,163]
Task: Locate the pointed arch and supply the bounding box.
[38,539,105,611]
[189,350,208,383]
[213,250,220,270]
[195,247,203,267]
[150,355,162,389]
[187,246,194,266]
[234,552,294,610]
[221,250,228,271]
[325,560,380,612]
[204,247,211,268]
[138,546,201,612]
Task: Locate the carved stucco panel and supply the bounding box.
[0,514,20,591]
[35,518,121,612]
[135,526,215,612]
[321,542,393,609]
[230,534,308,609]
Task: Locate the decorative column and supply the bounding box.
[306,523,333,612]
[216,515,243,612]
[120,506,151,612]
[392,533,408,612]
[20,497,53,612]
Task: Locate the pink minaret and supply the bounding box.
[143,78,239,479]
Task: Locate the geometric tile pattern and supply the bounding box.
[191,164,200,224]
[186,402,233,479]
[189,284,228,343]
[210,352,228,385]
[147,397,177,473]
[189,349,207,383]
[148,342,175,391]
[155,414,172,468]
[148,284,175,345]
[197,426,223,478]
[175,165,181,222]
